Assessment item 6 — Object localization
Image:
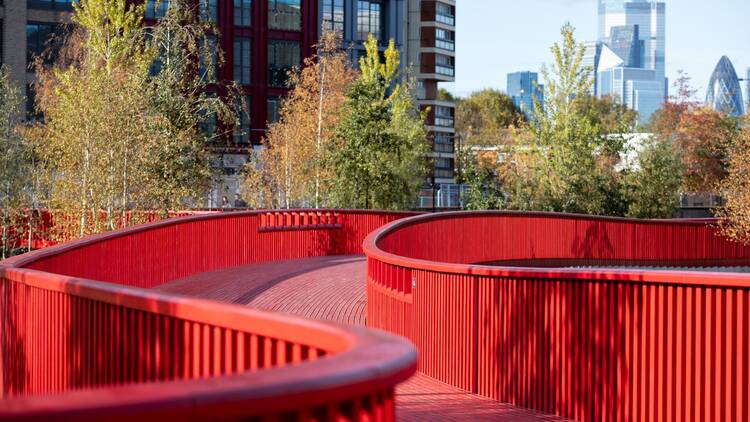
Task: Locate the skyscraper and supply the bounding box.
[705,56,745,117]
[507,71,544,119]
[598,0,665,84]
[582,41,603,96]
[746,68,750,112]
[594,0,666,125]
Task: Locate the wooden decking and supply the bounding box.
[156,255,567,421]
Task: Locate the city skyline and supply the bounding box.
[447,0,748,104]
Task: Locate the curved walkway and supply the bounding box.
[156,255,566,421]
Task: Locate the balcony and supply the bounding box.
[420,52,455,82]
[421,27,456,53]
[421,1,456,28]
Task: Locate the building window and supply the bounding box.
[233,37,251,85]
[145,0,169,19]
[234,96,252,143]
[435,2,454,26]
[323,0,345,33]
[435,105,453,127]
[28,0,76,10]
[435,28,454,51]
[434,157,454,179]
[200,0,218,22]
[268,0,301,31]
[234,0,252,27]
[433,132,453,153]
[267,97,281,124]
[435,54,455,77]
[357,0,383,41]
[268,40,299,87]
[26,22,56,65]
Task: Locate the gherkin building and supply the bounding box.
[706,56,745,117]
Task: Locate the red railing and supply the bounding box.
[1,209,212,251]
[364,211,750,422]
[1,210,417,421]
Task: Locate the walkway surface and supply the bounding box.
[156,255,566,421]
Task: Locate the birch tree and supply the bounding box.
[242,30,355,208]
[0,66,33,258]
[29,0,237,239]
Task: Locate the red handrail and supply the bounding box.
[364,211,750,422]
[1,209,418,421]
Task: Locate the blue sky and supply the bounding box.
[445,0,749,101]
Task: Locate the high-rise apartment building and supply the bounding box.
[507,71,543,119]
[405,0,456,208]
[593,0,666,125]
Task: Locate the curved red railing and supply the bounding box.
[1,210,417,421]
[364,211,750,422]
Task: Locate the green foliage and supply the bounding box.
[455,89,524,147]
[457,23,680,218]
[437,88,455,102]
[458,150,504,210]
[0,66,34,258]
[31,0,236,238]
[503,23,632,216]
[329,35,427,209]
[73,0,149,73]
[142,0,237,209]
[623,138,682,218]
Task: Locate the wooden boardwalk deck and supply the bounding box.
[156,255,567,421]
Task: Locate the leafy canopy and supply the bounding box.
[328,35,427,209]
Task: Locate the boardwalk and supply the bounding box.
[157,255,566,421]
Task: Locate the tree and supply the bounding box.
[577,94,638,135]
[33,0,153,237]
[649,72,739,193]
[0,66,34,258]
[623,137,683,218]
[328,35,427,209]
[458,148,504,210]
[455,89,524,148]
[501,23,629,216]
[31,0,233,238]
[716,117,750,242]
[142,0,237,210]
[242,30,355,209]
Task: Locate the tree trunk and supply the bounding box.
[315,60,326,208]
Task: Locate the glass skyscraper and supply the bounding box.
[595,0,666,125]
[705,56,745,117]
[507,71,544,119]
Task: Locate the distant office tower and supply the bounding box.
[598,0,665,84]
[746,68,750,112]
[507,71,544,119]
[705,56,745,117]
[593,0,666,124]
[607,25,640,68]
[583,41,603,96]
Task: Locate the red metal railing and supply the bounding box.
[364,211,750,422]
[1,210,417,421]
[1,209,212,251]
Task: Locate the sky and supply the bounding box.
[445,0,750,102]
